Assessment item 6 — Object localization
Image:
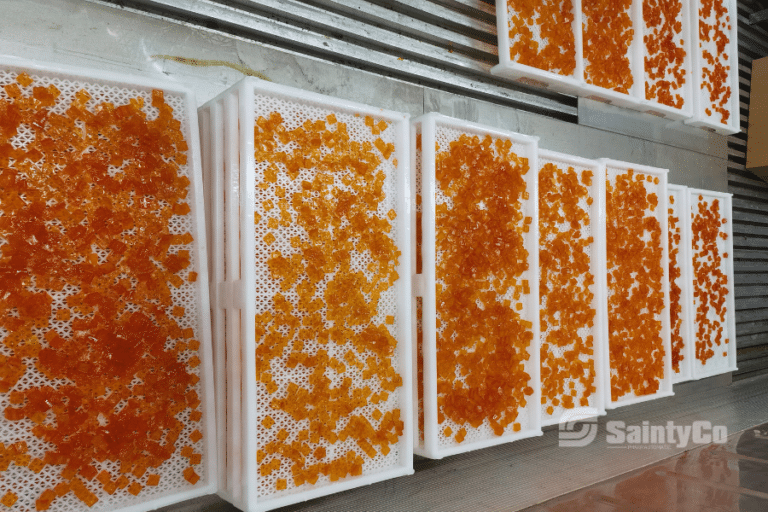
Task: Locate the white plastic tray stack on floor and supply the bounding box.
[537,150,608,427]
[686,0,741,135]
[667,185,695,384]
[491,0,584,96]
[197,92,231,506]
[413,113,542,459]
[601,159,674,409]
[199,77,414,512]
[0,57,216,512]
[688,189,738,379]
[493,0,695,121]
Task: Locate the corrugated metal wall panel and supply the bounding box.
[91,0,578,120]
[730,0,768,380]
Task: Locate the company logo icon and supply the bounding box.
[558,407,599,447]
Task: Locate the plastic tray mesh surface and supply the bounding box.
[582,0,635,94]
[251,93,405,500]
[414,123,424,448]
[432,121,537,450]
[667,186,692,382]
[690,191,734,377]
[605,165,668,405]
[538,154,600,422]
[0,68,207,511]
[695,0,736,126]
[504,0,578,77]
[642,0,688,109]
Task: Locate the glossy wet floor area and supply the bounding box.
[526,421,768,512]
[159,374,768,512]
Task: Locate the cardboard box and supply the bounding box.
[747,56,768,180]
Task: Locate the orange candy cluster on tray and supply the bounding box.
[539,163,597,415]
[507,0,577,76]
[643,0,686,108]
[582,0,635,93]
[415,146,425,442]
[0,73,202,509]
[699,0,732,122]
[253,111,403,491]
[435,133,534,440]
[691,197,729,364]
[606,170,666,401]
[416,296,424,443]
[668,195,685,373]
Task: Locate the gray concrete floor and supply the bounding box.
[156,372,768,512]
[525,420,768,512]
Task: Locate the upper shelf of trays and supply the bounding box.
[492,0,740,135]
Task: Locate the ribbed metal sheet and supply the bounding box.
[729,0,768,380]
[89,0,578,120]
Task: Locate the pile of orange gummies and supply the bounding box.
[643,0,687,108]
[539,163,597,415]
[582,0,635,93]
[700,0,732,123]
[416,295,424,443]
[668,195,686,373]
[506,0,577,76]
[434,133,534,441]
[254,112,404,491]
[606,170,666,401]
[415,137,425,442]
[691,196,729,364]
[0,73,203,510]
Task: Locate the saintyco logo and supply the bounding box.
[607,420,728,448]
[558,410,729,449]
[558,407,599,447]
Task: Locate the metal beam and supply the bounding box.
[749,8,768,25]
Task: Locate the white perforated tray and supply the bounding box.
[639,0,694,120]
[492,0,701,123]
[0,56,216,512]
[667,185,695,384]
[537,150,608,426]
[601,159,674,409]
[581,0,693,120]
[197,95,231,505]
[413,113,542,459]
[688,189,737,379]
[686,0,740,134]
[491,0,584,97]
[200,77,413,512]
[579,0,645,110]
